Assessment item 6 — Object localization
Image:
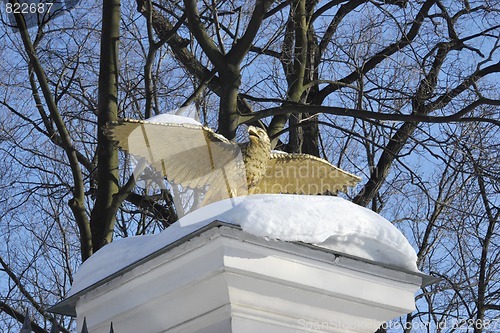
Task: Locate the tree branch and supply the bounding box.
[137,1,255,115]
[0,257,70,333]
[0,302,49,333]
[227,0,276,65]
[429,61,500,111]
[10,0,91,260]
[240,102,500,126]
[183,0,226,69]
[313,0,437,104]
[125,192,178,227]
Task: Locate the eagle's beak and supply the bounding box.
[248,126,258,137]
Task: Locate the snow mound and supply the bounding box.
[193,195,418,272]
[146,113,202,126]
[68,195,418,296]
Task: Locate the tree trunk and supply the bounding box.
[218,66,241,139]
[89,0,121,254]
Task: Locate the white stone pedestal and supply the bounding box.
[50,222,433,333]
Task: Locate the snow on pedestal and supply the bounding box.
[50,195,434,333]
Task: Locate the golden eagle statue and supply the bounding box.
[106,115,361,208]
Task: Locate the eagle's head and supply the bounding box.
[243,126,271,189]
[247,126,270,147]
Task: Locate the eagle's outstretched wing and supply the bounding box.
[253,153,361,194]
[106,119,248,199]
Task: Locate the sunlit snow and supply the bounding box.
[146,113,202,126]
[69,194,419,296]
